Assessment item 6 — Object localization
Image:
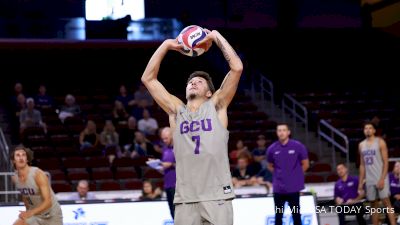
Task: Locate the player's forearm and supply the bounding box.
[380,160,388,180]
[141,41,169,84]
[358,165,365,188]
[212,31,243,73]
[30,199,52,216]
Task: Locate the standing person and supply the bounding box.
[358,122,396,225]
[267,123,309,225]
[141,28,243,225]
[159,127,176,219]
[334,163,366,225]
[11,146,63,225]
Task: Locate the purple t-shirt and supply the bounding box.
[389,172,400,196]
[334,176,359,202]
[162,146,176,189]
[267,139,308,194]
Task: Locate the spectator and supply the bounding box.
[119,116,138,148]
[255,167,273,191]
[35,84,53,109]
[389,161,400,214]
[10,82,24,108]
[134,83,153,106]
[138,109,158,135]
[69,180,96,201]
[59,94,81,122]
[79,120,99,150]
[15,93,27,118]
[100,120,120,163]
[112,100,129,125]
[252,134,268,169]
[232,156,258,188]
[19,98,47,134]
[131,99,150,120]
[229,139,250,163]
[115,84,135,109]
[139,180,162,201]
[128,131,159,159]
[334,163,366,225]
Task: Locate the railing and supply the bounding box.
[318,119,350,168]
[281,94,309,144]
[260,74,275,110]
[0,172,18,203]
[0,128,10,171]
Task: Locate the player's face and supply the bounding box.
[13,149,28,169]
[394,162,400,174]
[186,77,211,100]
[336,164,347,178]
[276,125,290,142]
[161,131,172,146]
[363,124,376,138]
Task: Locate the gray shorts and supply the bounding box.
[26,207,63,225]
[366,179,390,201]
[174,199,233,225]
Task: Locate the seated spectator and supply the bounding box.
[389,161,400,213]
[252,134,268,169]
[79,120,99,150]
[112,100,129,125]
[59,94,81,122]
[100,120,120,163]
[232,156,258,188]
[131,99,150,120]
[334,163,366,225]
[255,167,273,191]
[229,139,250,163]
[15,93,27,118]
[134,83,153,106]
[139,180,162,201]
[127,131,159,159]
[19,98,47,134]
[69,180,96,201]
[115,84,135,109]
[138,109,158,135]
[119,116,138,148]
[35,84,53,109]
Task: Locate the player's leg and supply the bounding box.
[379,180,397,225]
[166,187,175,219]
[366,185,379,225]
[286,192,301,225]
[199,199,233,225]
[273,193,286,225]
[174,202,201,225]
[13,218,28,225]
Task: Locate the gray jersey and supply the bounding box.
[173,100,235,203]
[360,137,388,185]
[14,167,62,219]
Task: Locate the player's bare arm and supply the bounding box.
[27,169,52,217]
[378,138,389,189]
[198,30,243,128]
[141,39,184,130]
[358,143,366,193]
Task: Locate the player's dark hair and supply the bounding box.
[187,71,215,94]
[10,145,34,164]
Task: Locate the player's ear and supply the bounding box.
[206,90,212,98]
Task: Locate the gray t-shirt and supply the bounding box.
[360,137,387,185]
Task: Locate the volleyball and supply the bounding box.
[177,25,208,57]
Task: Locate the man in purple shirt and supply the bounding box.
[160,127,176,219]
[267,123,309,225]
[389,161,400,213]
[334,163,366,225]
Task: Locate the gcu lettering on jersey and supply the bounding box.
[180,119,213,134]
[18,188,35,195]
[362,149,376,156]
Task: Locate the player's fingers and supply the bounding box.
[203,28,211,34]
